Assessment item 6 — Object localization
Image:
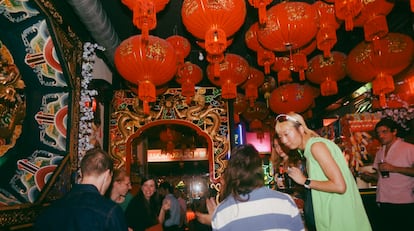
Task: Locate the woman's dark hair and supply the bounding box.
[136,175,161,224]
[220,144,264,202]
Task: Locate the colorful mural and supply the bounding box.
[35,93,68,151]
[0,0,39,23]
[0,0,69,207]
[23,20,67,87]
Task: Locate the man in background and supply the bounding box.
[361,118,414,231]
[34,148,128,231]
[158,181,181,231]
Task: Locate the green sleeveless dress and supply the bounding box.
[303,137,372,231]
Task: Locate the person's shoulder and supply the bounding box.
[397,139,414,149]
[250,187,290,201]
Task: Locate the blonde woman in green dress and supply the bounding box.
[275,112,372,231]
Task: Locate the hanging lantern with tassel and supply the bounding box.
[175,62,203,103]
[353,0,394,50]
[347,33,414,107]
[166,35,191,67]
[269,83,315,114]
[313,1,341,57]
[114,35,177,114]
[182,0,246,77]
[206,53,249,99]
[257,1,318,53]
[335,0,363,31]
[122,0,170,40]
[240,67,265,107]
[306,52,347,96]
[248,0,272,25]
[272,56,292,85]
[372,72,395,107]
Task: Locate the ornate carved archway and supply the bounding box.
[110,87,230,187]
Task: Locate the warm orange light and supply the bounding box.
[408,76,414,94]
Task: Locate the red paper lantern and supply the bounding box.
[298,40,317,56]
[346,33,414,83]
[257,48,275,75]
[248,0,273,25]
[306,52,347,96]
[292,52,308,81]
[257,1,318,52]
[393,62,414,106]
[114,35,177,114]
[335,0,363,31]
[122,0,169,40]
[314,1,341,57]
[233,93,248,124]
[181,0,246,40]
[269,83,315,114]
[353,0,394,28]
[206,53,249,99]
[175,62,203,99]
[125,81,168,97]
[166,35,191,67]
[159,127,181,152]
[272,56,292,85]
[372,72,395,107]
[240,67,265,107]
[242,101,269,137]
[241,101,269,123]
[245,22,261,52]
[181,0,246,72]
[353,0,394,48]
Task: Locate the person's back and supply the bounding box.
[211,144,304,231]
[35,184,127,230]
[34,148,127,231]
[159,182,181,231]
[213,186,303,231]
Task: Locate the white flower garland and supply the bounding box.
[373,93,414,131]
[78,42,105,162]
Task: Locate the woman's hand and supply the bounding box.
[287,166,307,185]
[162,198,171,211]
[195,197,217,226]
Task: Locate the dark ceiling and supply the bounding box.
[85,0,413,123]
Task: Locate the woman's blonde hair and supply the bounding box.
[274,112,319,137]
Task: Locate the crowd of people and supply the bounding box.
[33,113,413,231]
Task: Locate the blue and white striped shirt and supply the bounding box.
[212,187,304,231]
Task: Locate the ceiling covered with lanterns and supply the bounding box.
[2,0,414,127]
[94,0,414,124]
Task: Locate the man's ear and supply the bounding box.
[105,169,113,181]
